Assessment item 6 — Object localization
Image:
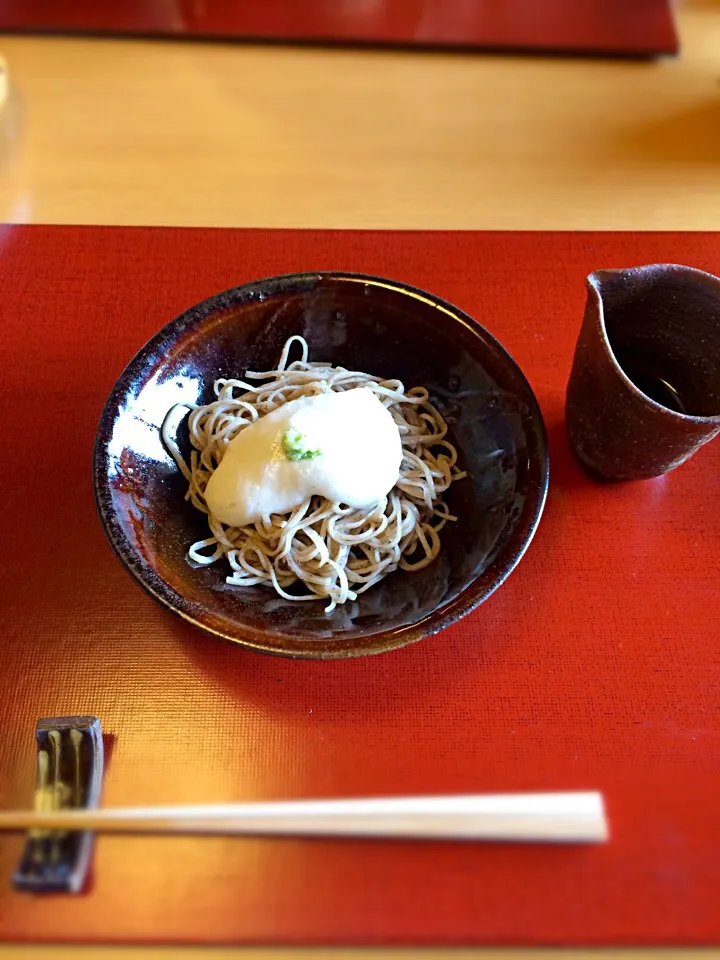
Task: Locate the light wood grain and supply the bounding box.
[0,1,718,230]
[0,792,608,842]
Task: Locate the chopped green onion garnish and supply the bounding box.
[282,428,322,462]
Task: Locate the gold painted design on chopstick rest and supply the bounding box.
[14,715,104,894]
[30,730,73,864]
[70,727,83,806]
[30,749,50,860]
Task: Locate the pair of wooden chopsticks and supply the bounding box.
[0,791,608,842]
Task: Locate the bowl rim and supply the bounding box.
[94,270,550,659]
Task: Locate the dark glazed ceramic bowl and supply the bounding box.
[94,273,549,659]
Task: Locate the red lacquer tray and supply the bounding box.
[0,0,678,57]
[0,227,718,945]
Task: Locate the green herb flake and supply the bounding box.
[282,428,322,462]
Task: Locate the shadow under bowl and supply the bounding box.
[94,272,549,659]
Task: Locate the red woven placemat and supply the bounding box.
[0,0,678,56]
[0,227,718,945]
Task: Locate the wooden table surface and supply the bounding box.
[0,0,718,231]
[0,3,719,957]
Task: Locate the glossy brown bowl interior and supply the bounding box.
[94,273,548,659]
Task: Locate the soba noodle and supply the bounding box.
[162,336,465,612]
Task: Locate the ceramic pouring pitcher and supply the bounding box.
[566,263,720,480]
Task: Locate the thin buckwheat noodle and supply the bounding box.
[162,336,466,613]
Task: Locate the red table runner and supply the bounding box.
[0,227,718,945]
[0,0,678,57]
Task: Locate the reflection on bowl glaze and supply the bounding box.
[94,272,549,659]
